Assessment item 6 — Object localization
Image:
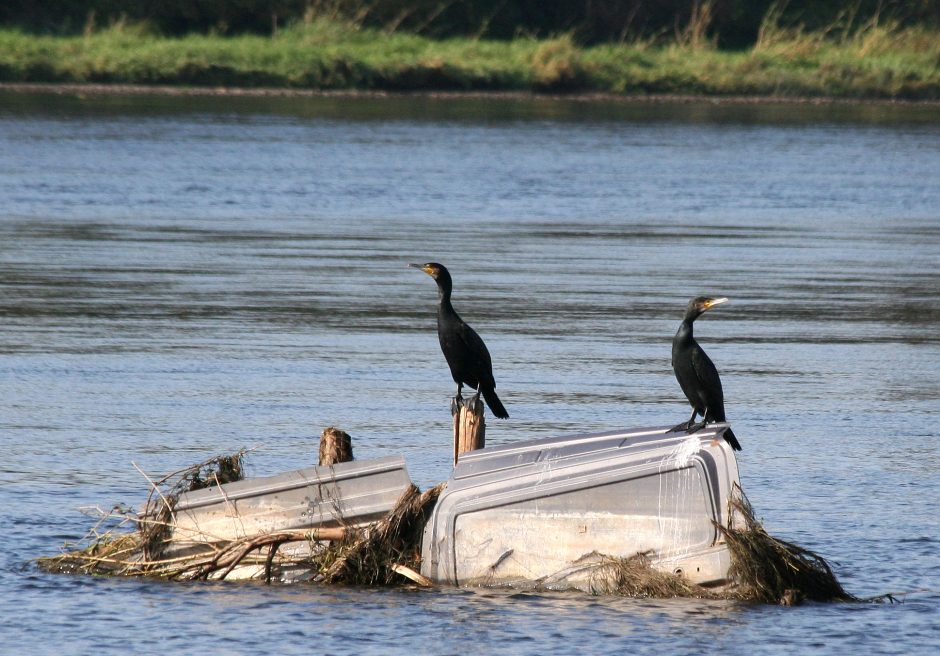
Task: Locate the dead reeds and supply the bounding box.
[717,491,857,604]
[587,487,864,605]
[39,451,248,577]
[138,451,246,561]
[589,551,717,599]
[38,453,442,586]
[317,483,443,585]
[40,452,874,604]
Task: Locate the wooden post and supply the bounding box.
[319,426,354,466]
[452,396,485,466]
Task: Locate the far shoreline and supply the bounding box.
[4,82,940,108]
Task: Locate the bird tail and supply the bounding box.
[722,427,742,451]
[482,387,509,419]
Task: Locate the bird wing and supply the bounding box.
[455,320,494,376]
[690,343,726,421]
[672,352,700,409]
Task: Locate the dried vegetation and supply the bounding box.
[40,454,886,605]
[589,487,881,605]
[39,451,441,586]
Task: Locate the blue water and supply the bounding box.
[1,90,938,654]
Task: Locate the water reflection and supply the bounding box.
[4,89,940,126]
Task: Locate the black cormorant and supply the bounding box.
[671,296,742,451]
[409,262,509,419]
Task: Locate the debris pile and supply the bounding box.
[717,492,857,604]
[586,488,860,604]
[40,451,870,604]
[39,450,441,586]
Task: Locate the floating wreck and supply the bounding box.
[154,424,741,590]
[423,424,740,590]
[42,421,858,604]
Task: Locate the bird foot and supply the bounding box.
[687,421,707,434]
[450,396,462,416]
[670,420,694,433]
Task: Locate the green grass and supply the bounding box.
[1,18,938,99]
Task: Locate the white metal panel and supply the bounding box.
[421,425,741,590]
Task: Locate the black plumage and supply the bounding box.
[410,262,509,419]
[671,296,742,451]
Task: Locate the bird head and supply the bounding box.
[409,262,444,279]
[408,262,452,284]
[409,262,455,299]
[685,296,728,320]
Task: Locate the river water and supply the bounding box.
[1,90,938,654]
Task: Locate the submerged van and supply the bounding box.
[421,425,742,590]
[160,424,742,589]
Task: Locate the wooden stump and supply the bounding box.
[452,396,485,466]
[319,426,354,466]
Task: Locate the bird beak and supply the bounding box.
[408,263,432,275]
[705,297,729,309]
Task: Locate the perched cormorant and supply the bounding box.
[409,262,509,419]
[671,296,742,451]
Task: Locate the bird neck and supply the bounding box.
[435,278,453,308]
[437,295,457,322]
[676,318,694,342]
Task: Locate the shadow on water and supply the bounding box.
[4,89,940,126]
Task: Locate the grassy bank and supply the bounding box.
[1,18,938,100]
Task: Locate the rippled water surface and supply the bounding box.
[1,91,938,655]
